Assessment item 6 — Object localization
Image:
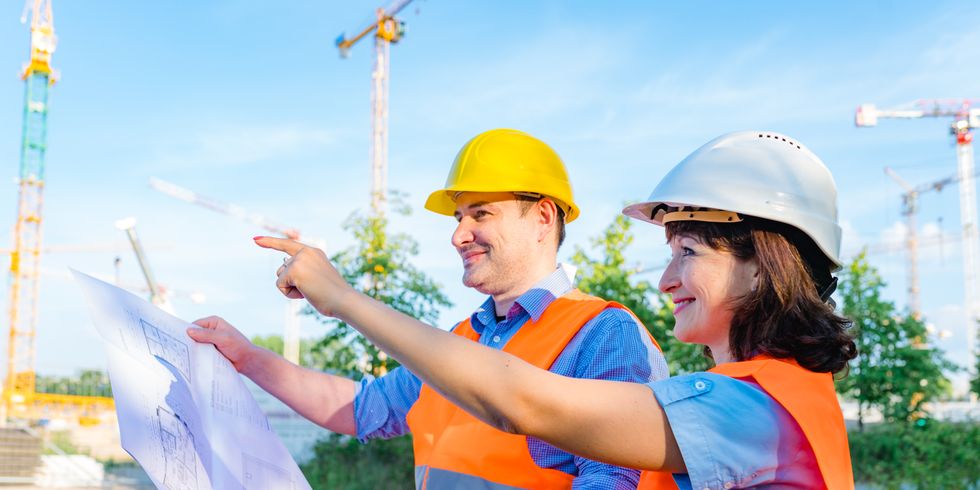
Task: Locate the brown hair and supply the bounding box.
[516,195,567,250]
[666,218,857,373]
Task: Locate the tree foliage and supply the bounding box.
[836,252,957,428]
[35,369,112,397]
[849,420,980,488]
[250,334,335,369]
[571,214,711,375]
[308,206,452,380]
[301,433,414,490]
[973,326,980,398]
[302,201,451,489]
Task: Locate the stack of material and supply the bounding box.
[35,455,105,488]
[0,427,42,484]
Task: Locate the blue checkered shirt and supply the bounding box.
[354,264,670,489]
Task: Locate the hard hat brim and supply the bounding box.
[425,188,580,223]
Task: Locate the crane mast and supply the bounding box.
[115,217,173,313]
[858,99,980,372]
[337,0,413,216]
[884,167,955,320]
[3,0,58,421]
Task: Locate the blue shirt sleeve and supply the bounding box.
[647,373,821,490]
[353,365,423,441]
[571,307,670,383]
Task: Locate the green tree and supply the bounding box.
[309,207,452,379]
[301,433,415,490]
[250,335,335,369]
[837,252,956,429]
[571,214,711,375]
[35,369,112,397]
[972,337,980,397]
[302,202,452,489]
[849,420,980,488]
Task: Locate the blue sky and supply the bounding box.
[2,1,979,394]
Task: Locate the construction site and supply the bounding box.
[1,1,979,488]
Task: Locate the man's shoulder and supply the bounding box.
[550,293,640,322]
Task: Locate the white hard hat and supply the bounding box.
[622,130,842,270]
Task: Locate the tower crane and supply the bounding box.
[857,99,980,370]
[3,0,58,423]
[1,0,114,425]
[883,167,956,319]
[336,0,415,215]
[149,177,314,365]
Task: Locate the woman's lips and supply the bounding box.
[673,298,694,315]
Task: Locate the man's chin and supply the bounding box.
[461,272,490,293]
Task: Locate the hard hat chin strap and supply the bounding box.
[819,276,838,307]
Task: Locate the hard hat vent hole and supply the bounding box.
[758,133,803,150]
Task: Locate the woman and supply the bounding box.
[209,131,857,488]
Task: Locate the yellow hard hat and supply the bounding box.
[424,129,580,222]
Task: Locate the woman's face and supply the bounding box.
[658,234,758,358]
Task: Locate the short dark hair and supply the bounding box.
[666,218,857,374]
[516,195,566,250]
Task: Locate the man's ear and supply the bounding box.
[535,198,559,243]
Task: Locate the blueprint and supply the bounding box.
[73,270,310,490]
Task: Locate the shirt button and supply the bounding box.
[724,482,734,489]
[694,380,707,391]
[492,335,501,343]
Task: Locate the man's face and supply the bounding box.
[452,192,539,296]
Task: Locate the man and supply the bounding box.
[189,128,669,489]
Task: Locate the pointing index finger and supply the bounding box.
[254,236,305,256]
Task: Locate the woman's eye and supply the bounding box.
[681,247,695,257]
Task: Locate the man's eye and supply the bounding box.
[681,247,695,256]
[475,210,489,219]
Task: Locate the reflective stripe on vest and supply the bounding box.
[638,356,854,489]
[407,289,662,489]
[416,466,525,490]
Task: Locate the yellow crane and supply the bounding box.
[336,0,415,215]
[3,0,58,424]
[2,0,114,426]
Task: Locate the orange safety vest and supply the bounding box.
[638,356,854,489]
[407,289,663,489]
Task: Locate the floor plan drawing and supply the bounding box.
[143,318,192,381]
[157,406,199,490]
[75,270,312,490]
[242,453,295,490]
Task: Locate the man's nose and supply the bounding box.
[452,218,475,249]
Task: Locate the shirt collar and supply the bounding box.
[470,263,577,331]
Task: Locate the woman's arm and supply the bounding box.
[256,236,685,472]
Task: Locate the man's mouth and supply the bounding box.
[460,249,486,266]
